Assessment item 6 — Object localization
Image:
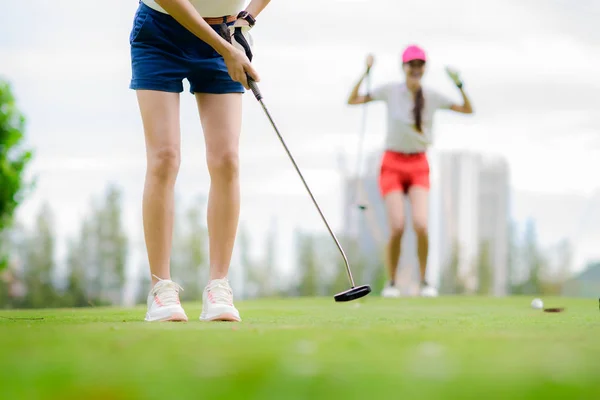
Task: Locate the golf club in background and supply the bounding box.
[246,75,372,302]
[353,64,371,211]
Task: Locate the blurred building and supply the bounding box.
[570,189,600,275]
[478,156,511,296]
[437,151,510,295]
[437,151,481,292]
[341,149,511,296]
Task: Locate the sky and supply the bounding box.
[1,0,599,285]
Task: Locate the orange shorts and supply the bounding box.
[378,150,430,197]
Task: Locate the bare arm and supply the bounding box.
[244,0,272,18]
[445,67,473,114]
[347,70,372,105]
[450,87,473,114]
[347,54,375,105]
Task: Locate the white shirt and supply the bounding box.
[370,82,454,153]
[142,0,246,18]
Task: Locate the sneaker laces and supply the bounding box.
[151,275,183,306]
[206,279,233,305]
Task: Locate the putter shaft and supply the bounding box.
[250,86,356,288]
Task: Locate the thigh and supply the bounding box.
[408,186,429,228]
[384,191,406,231]
[136,90,181,154]
[195,93,242,157]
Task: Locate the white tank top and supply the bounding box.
[142,0,246,17]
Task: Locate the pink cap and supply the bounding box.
[402,45,427,63]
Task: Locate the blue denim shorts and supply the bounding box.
[129,2,244,94]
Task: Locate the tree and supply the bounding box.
[22,202,58,308]
[64,236,89,307]
[238,222,261,298]
[439,241,464,294]
[513,218,546,295]
[0,79,34,270]
[235,219,280,299]
[328,236,368,296]
[78,218,102,304]
[135,261,152,305]
[172,196,208,301]
[506,220,519,294]
[261,218,278,297]
[169,194,188,298]
[476,240,493,295]
[0,220,27,308]
[95,184,128,304]
[69,184,127,306]
[556,239,573,287]
[296,230,319,297]
[523,219,541,294]
[367,238,388,296]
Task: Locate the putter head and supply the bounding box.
[334,285,372,302]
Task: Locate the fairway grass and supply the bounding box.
[1,296,599,400]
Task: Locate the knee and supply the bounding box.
[147,146,180,182]
[207,150,239,181]
[389,223,404,241]
[413,220,428,237]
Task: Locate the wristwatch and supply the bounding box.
[237,11,256,27]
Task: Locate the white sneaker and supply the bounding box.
[199,278,241,322]
[381,284,401,298]
[420,284,438,298]
[144,275,188,322]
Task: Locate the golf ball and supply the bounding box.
[531,298,543,309]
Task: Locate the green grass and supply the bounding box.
[1,296,599,400]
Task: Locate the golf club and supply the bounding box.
[353,66,371,211]
[247,75,371,302]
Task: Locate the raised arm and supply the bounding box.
[445,67,473,114]
[347,54,374,105]
[450,87,473,114]
[155,0,259,87]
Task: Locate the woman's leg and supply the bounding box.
[407,152,436,296]
[408,185,438,296]
[137,90,181,282]
[195,91,243,321]
[383,191,406,288]
[196,92,242,279]
[407,186,429,284]
[137,89,187,321]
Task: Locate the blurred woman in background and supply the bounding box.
[347,45,473,298]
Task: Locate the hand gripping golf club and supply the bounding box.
[247,76,371,302]
[353,67,371,211]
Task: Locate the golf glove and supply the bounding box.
[229,24,254,62]
[445,66,463,89]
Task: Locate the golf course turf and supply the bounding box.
[1,296,598,399]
